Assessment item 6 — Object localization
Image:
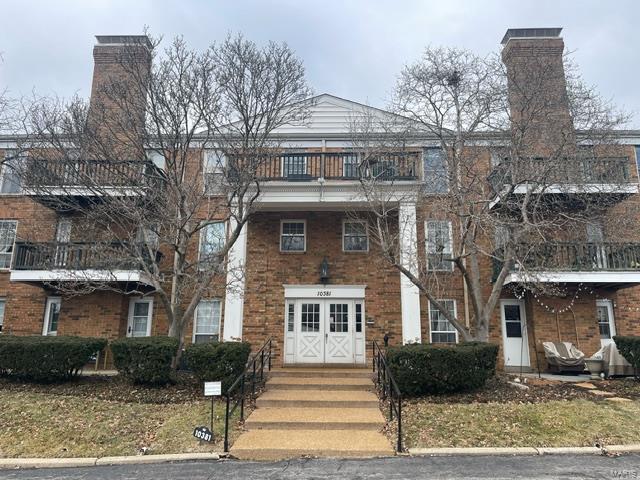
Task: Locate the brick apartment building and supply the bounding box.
[0,28,639,372]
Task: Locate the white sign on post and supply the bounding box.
[204,381,222,396]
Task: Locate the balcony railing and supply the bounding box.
[250,152,419,181]
[488,157,632,192]
[493,242,640,280]
[12,241,161,272]
[22,159,164,190]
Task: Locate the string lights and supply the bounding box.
[508,283,595,314]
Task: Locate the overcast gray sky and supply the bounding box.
[1,0,638,126]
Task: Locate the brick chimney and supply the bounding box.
[501,28,575,155]
[87,35,152,152]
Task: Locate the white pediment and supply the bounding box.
[272,93,406,136]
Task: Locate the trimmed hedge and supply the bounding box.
[386,342,499,396]
[184,342,251,391]
[614,336,640,377]
[0,335,107,382]
[111,336,179,385]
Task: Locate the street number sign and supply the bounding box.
[204,381,222,396]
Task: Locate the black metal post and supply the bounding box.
[268,340,272,370]
[252,359,256,397]
[260,350,265,383]
[397,395,403,452]
[210,396,214,433]
[223,394,230,452]
[240,375,245,421]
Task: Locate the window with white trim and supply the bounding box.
[0,221,17,269]
[204,150,226,194]
[199,221,226,267]
[429,299,458,343]
[423,148,448,193]
[280,220,306,252]
[43,297,61,336]
[193,299,221,343]
[343,221,368,252]
[146,150,166,170]
[0,298,5,333]
[0,151,22,194]
[425,220,453,271]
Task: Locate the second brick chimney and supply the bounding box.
[501,28,575,155]
[87,35,152,152]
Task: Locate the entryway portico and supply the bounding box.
[283,285,366,365]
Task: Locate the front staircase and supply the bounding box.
[230,367,394,460]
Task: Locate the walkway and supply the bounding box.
[230,367,394,460]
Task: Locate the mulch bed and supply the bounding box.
[0,372,203,404]
[399,373,640,405]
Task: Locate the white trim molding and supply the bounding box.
[283,284,366,299]
[399,201,422,344]
[504,271,640,284]
[223,217,247,341]
[10,269,154,285]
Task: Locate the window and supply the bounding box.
[128,298,153,337]
[199,221,226,267]
[0,221,17,269]
[136,224,160,249]
[286,302,295,333]
[423,148,448,193]
[429,300,458,343]
[193,299,221,343]
[301,303,320,332]
[146,150,166,170]
[280,220,306,252]
[329,303,349,333]
[636,146,640,180]
[42,297,61,336]
[355,302,363,333]
[0,150,22,194]
[495,225,509,250]
[282,154,307,178]
[343,154,359,178]
[204,150,226,194]
[425,220,453,271]
[0,299,5,333]
[343,221,368,252]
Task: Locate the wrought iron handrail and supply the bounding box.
[372,339,403,452]
[223,337,273,453]
[12,241,162,271]
[492,241,640,280]
[488,156,632,191]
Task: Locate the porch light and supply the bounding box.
[320,257,329,284]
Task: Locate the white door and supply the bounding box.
[295,302,324,363]
[325,302,354,363]
[127,298,153,337]
[596,299,616,347]
[42,297,61,336]
[500,299,530,367]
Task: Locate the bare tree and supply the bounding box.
[350,46,631,342]
[20,34,312,361]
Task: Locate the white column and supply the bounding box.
[399,202,422,344]
[223,218,247,341]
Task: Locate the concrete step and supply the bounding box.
[269,368,372,379]
[230,429,394,460]
[244,407,385,430]
[256,389,379,408]
[266,376,373,391]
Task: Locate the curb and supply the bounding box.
[408,445,640,457]
[0,453,222,470]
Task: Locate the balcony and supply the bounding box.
[22,159,165,207]
[254,152,419,181]
[494,242,640,285]
[10,241,160,284]
[488,157,638,208]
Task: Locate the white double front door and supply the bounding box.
[284,298,365,365]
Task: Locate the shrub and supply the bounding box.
[0,335,107,382]
[111,336,179,385]
[614,336,640,378]
[184,341,251,391]
[386,342,499,396]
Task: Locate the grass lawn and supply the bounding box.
[402,399,640,449]
[0,390,240,458]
